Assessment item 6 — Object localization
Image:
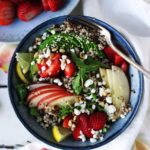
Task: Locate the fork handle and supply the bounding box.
[108,40,150,79]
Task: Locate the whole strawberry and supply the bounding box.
[17,0,43,22]
[48,0,64,12]
[89,112,107,130]
[0,1,16,26]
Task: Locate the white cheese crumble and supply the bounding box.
[84,54,88,59]
[106,97,112,104]
[46,59,51,66]
[62,55,67,59]
[92,105,96,110]
[74,109,81,116]
[31,61,35,66]
[105,104,116,114]
[99,87,104,97]
[28,46,33,52]
[78,131,86,142]
[33,45,37,49]
[37,42,41,45]
[66,59,71,64]
[41,66,46,72]
[44,48,50,58]
[61,63,66,70]
[53,78,60,83]
[85,109,90,115]
[51,30,56,35]
[96,73,100,78]
[70,49,75,53]
[86,95,93,100]
[120,114,125,118]
[98,82,102,86]
[39,54,45,59]
[91,89,96,93]
[90,138,97,143]
[58,82,63,86]
[84,79,93,87]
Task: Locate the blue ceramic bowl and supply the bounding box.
[8,16,143,149]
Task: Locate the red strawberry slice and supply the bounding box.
[40,58,61,78]
[77,113,93,137]
[63,115,73,128]
[89,112,107,130]
[0,1,16,26]
[64,58,75,78]
[72,126,81,141]
[42,0,50,11]
[115,54,124,66]
[17,0,43,22]
[83,125,93,138]
[48,0,64,12]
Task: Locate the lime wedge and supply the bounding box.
[16,53,34,74]
[16,62,29,84]
[52,126,72,143]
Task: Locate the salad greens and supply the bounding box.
[29,107,40,117]
[15,84,28,104]
[72,54,109,95]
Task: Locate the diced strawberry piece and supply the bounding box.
[115,54,124,66]
[72,126,81,141]
[121,61,128,73]
[53,52,61,60]
[63,115,73,128]
[89,112,107,130]
[38,59,47,70]
[104,46,116,62]
[42,0,50,11]
[0,1,16,26]
[17,0,43,22]
[64,59,75,78]
[47,0,64,12]
[40,58,61,78]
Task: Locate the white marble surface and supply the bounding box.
[0,0,150,150]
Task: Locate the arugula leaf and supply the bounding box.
[71,54,85,67]
[29,107,40,117]
[15,84,28,105]
[57,105,73,119]
[91,93,97,101]
[73,75,82,95]
[87,56,109,68]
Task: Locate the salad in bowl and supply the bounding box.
[14,19,132,145]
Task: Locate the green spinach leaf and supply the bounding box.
[29,107,40,117]
[15,84,28,105]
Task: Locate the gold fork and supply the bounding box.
[68,16,150,79]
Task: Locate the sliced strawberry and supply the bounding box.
[89,112,107,130]
[0,1,16,26]
[42,0,50,11]
[77,113,89,130]
[115,54,124,66]
[48,0,64,12]
[83,125,93,138]
[121,61,128,73]
[17,0,43,22]
[64,58,75,78]
[63,115,73,128]
[53,52,61,60]
[38,59,47,70]
[72,126,81,141]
